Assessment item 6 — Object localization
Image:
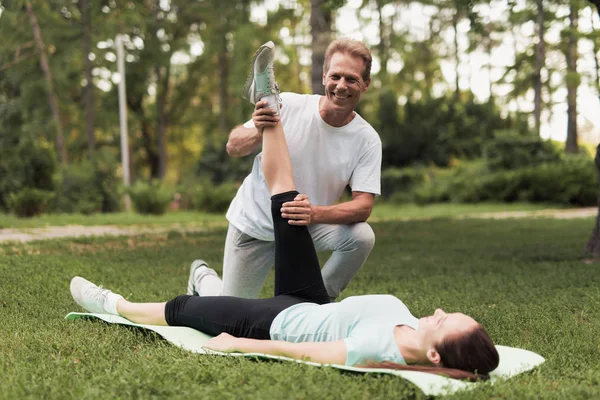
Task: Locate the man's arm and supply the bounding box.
[281,191,375,226]
[226,125,262,157]
[312,191,375,224]
[204,332,347,365]
[226,99,280,157]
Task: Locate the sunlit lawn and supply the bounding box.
[1,217,599,398]
[0,202,563,230]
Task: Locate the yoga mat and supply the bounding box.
[66,312,544,396]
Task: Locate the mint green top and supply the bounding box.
[269,294,419,366]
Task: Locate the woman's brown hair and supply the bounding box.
[365,324,499,381]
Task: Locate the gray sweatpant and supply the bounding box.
[211,222,375,300]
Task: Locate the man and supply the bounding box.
[189,39,381,301]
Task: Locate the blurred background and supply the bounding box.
[1,0,599,218]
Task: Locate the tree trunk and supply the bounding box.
[25,0,67,164]
[80,0,95,154]
[376,0,387,83]
[565,3,579,153]
[141,118,160,178]
[534,0,545,137]
[127,94,159,179]
[452,10,460,101]
[592,11,600,100]
[585,145,600,257]
[150,0,165,180]
[486,33,494,104]
[156,63,171,180]
[218,15,229,135]
[310,0,332,95]
[584,0,600,258]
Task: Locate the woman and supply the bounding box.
[70,46,499,381]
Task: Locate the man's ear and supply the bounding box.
[362,78,371,92]
[426,348,442,366]
[322,73,326,86]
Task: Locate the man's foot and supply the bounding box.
[186,260,220,296]
[242,41,281,114]
[70,276,122,314]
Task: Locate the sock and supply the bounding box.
[262,94,279,115]
[197,274,223,297]
[104,292,124,315]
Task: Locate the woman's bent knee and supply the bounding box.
[164,295,192,326]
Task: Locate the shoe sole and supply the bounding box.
[242,41,275,101]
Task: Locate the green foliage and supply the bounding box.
[53,166,100,215]
[0,135,57,212]
[53,149,121,214]
[484,132,562,171]
[413,154,596,206]
[381,166,427,202]
[128,181,174,215]
[8,188,54,218]
[179,181,239,213]
[379,94,528,168]
[196,140,254,184]
[0,0,594,212]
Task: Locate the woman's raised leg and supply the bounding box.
[261,121,295,195]
[261,122,330,304]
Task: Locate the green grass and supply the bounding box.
[0,211,226,229]
[0,202,561,229]
[1,218,599,399]
[369,201,560,220]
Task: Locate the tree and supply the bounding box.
[534,0,546,137]
[584,0,600,257]
[25,0,67,164]
[394,17,444,101]
[310,0,336,95]
[502,0,559,134]
[467,19,504,103]
[564,0,581,153]
[79,0,95,154]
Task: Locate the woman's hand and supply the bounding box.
[204,332,241,353]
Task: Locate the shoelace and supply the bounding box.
[86,284,109,301]
[267,66,282,102]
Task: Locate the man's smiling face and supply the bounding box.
[322,52,369,114]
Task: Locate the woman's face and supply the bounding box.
[418,309,478,359]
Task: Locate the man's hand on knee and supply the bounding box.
[281,194,314,226]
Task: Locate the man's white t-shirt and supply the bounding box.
[226,92,382,241]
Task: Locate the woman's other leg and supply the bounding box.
[70,276,168,325]
[261,123,329,304]
[117,300,168,325]
[70,276,301,339]
[164,295,303,339]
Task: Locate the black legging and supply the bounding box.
[164,191,331,339]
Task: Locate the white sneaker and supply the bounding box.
[70,276,116,314]
[242,41,281,115]
[186,260,219,296]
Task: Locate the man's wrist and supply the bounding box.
[311,205,325,224]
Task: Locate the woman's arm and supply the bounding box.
[204,333,347,365]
